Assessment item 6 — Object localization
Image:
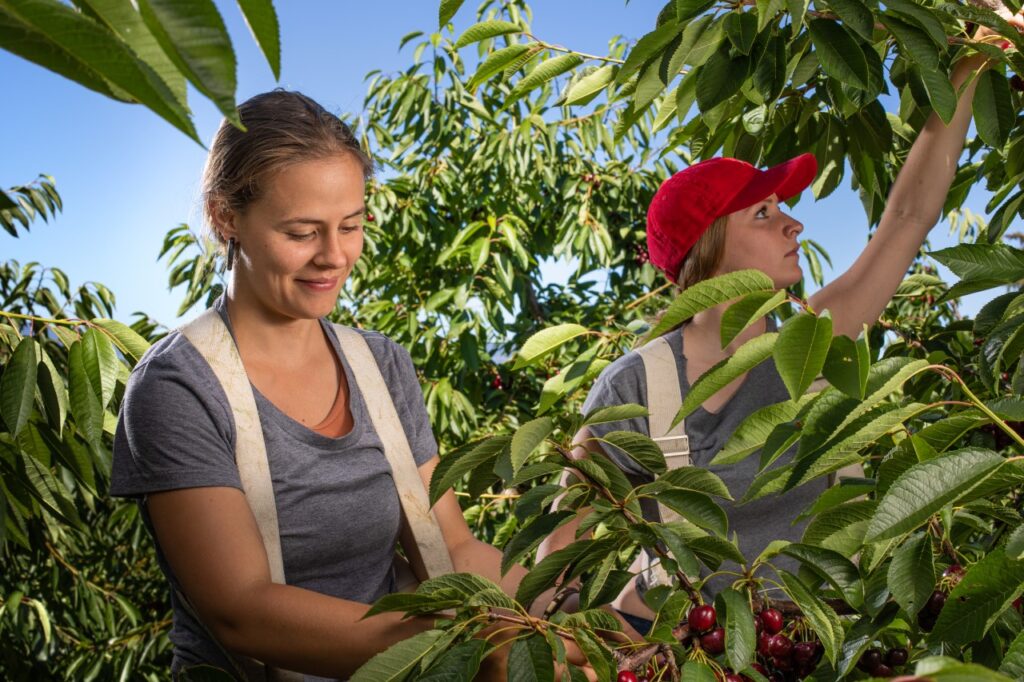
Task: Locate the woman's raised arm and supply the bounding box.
[809,31,1019,338]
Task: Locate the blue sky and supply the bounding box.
[2,0,996,327]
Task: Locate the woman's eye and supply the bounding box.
[756,207,768,218]
[288,232,316,241]
[342,223,363,233]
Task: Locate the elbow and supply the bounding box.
[191,585,273,659]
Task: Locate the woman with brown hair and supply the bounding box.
[110,91,581,680]
[538,26,1023,634]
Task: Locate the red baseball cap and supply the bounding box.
[647,153,818,282]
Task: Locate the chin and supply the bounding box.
[774,270,803,290]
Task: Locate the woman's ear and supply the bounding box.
[206,198,238,242]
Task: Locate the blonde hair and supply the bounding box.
[676,215,728,289]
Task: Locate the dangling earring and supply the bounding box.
[226,237,237,271]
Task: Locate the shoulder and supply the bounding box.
[329,324,417,376]
[583,345,649,412]
[122,329,233,431]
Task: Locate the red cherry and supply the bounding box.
[792,641,817,664]
[688,604,717,633]
[617,671,639,682]
[857,648,882,672]
[758,608,784,635]
[1014,596,1022,612]
[943,563,963,577]
[701,627,726,654]
[925,589,947,616]
[366,213,375,222]
[750,663,768,676]
[885,647,909,667]
[873,663,894,677]
[756,631,772,656]
[918,610,937,632]
[724,675,745,682]
[767,634,793,659]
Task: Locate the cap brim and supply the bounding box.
[723,153,818,214]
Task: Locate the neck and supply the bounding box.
[225,283,324,362]
[686,300,768,359]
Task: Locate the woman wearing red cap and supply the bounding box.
[539,24,1022,633]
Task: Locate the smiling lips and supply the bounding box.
[296,277,339,292]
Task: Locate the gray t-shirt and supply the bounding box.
[582,324,827,597]
[110,302,437,680]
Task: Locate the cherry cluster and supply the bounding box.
[856,647,908,678]
[633,243,651,266]
[753,608,823,680]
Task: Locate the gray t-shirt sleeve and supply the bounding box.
[581,354,651,478]
[111,334,241,497]
[360,331,438,466]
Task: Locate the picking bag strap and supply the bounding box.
[180,309,302,682]
[333,325,455,581]
[635,335,693,591]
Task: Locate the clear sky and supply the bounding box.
[2,0,996,328]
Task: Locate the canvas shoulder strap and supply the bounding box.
[635,335,690,466]
[332,324,455,581]
[179,308,300,682]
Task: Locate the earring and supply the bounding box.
[226,237,237,271]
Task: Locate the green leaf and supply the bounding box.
[864,447,1006,542]
[417,640,487,682]
[916,656,1017,681]
[235,0,281,79]
[564,64,617,105]
[929,549,1024,648]
[807,18,869,90]
[91,318,151,364]
[773,311,833,400]
[720,289,787,348]
[136,0,239,124]
[695,48,747,111]
[468,43,531,90]
[67,341,106,447]
[81,328,119,409]
[724,11,757,54]
[501,511,573,574]
[1,337,39,438]
[515,542,590,607]
[438,0,465,27]
[509,417,554,474]
[583,403,648,426]
[676,332,778,423]
[1001,631,1024,679]
[930,243,1024,283]
[350,629,445,682]
[77,0,187,103]
[362,592,463,618]
[717,588,756,671]
[511,54,584,98]
[598,431,666,475]
[974,70,1014,149]
[918,63,957,126]
[680,661,718,682]
[778,570,842,665]
[0,0,198,140]
[508,634,554,682]
[514,324,588,369]
[822,333,869,399]
[1005,523,1024,560]
[430,437,509,506]
[454,20,522,49]
[657,466,733,499]
[645,270,774,341]
[654,490,727,535]
[712,396,810,466]
[677,0,716,21]
[886,532,935,617]
[802,500,876,557]
[830,358,928,437]
[780,543,864,608]
[880,13,939,71]
[827,0,875,41]
[618,20,683,83]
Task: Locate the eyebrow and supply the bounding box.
[277,207,365,226]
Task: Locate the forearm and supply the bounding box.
[878,54,988,237]
[211,583,437,679]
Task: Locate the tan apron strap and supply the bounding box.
[333,325,455,580]
[179,309,302,682]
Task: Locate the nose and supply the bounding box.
[314,230,348,269]
[782,211,803,240]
